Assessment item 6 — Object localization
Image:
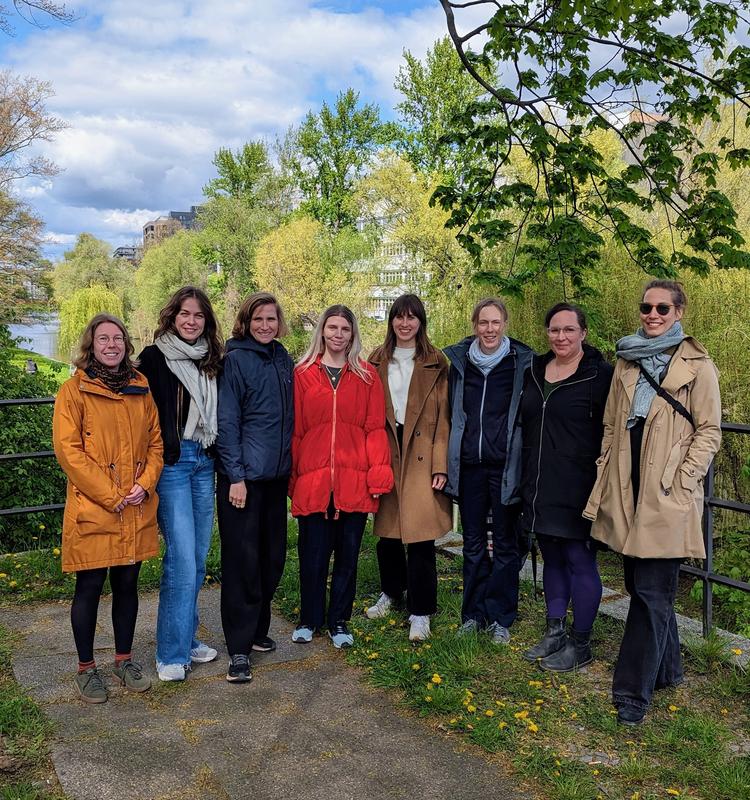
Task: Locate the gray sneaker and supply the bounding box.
[457,619,480,637]
[75,667,108,704]
[486,622,511,645]
[113,660,151,692]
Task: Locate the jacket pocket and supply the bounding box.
[75,490,118,535]
[583,448,611,518]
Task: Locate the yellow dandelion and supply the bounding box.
[388,618,396,626]
[731,648,743,656]
[449,718,457,724]
[553,770,560,777]
[39,523,46,530]
[570,712,578,719]
[631,793,641,800]
[527,721,539,733]
[666,790,680,797]
[498,721,508,730]
[534,699,544,705]
[484,709,495,717]
[367,652,379,660]
[528,680,543,688]
[9,580,17,588]
[293,606,299,614]
[426,683,434,690]
[555,760,561,766]
[423,643,432,649]
[431,673,442,684]
[467,704,476,713]
[0,573,6,578]
[668,704,679,712]
[514,709,529,719]
[424,695,432,702]
[592,769,600,776]
[720,708,729,715]
[412,663,421,671]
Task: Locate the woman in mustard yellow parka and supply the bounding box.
[53,313,163,704]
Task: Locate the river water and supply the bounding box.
[8,315,62,361]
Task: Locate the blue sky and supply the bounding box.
[0,0,449,259]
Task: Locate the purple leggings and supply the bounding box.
[537,535,602,631]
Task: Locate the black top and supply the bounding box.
[519,344,613,540]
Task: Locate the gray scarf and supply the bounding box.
[468,335,511,375]
[616,321,685,428]
[155,332,218,447]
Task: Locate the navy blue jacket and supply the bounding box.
[443,335,534,503]
[216,336,294,483]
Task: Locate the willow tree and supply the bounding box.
[436,0,750,296]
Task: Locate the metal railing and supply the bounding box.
[1,398,749,637]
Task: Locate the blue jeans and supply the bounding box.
[613,556,684,713]
[155,440,215,667]
[458,463,520,628]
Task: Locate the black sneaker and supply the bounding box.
[251,636,277,653]
[226,654,252,683]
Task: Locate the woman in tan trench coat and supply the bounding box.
[367,294,452,642]
[583,280,721,726]
[53,313,163,703]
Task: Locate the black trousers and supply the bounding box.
[376,537,437,616]
[70,563,142,663]
[297,501,367,630]
[613,556,684,713]
[217,474,289,656]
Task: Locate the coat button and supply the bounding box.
[415,430,421,436]
[417,456,424,461]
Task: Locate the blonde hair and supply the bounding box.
[297,305,371,383]
[72,314,136,372]
[471,297,509,327]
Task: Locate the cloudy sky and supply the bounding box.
[1,0,459,260]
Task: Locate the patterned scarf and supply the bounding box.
[87,359,134,393]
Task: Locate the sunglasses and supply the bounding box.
[639,302,674,315]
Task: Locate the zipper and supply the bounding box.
[176,382,184,441]
[478,374,488,462]
[330,380,338,514]
[529,369,594,532]
[273,355,286,479]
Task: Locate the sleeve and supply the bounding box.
[52,380,123,511]
[431,362,450,475]
[136,392,164,493]
[364,368,394,495]
[216,353,248,484]
[598,360,621,458]
[288,368,305,499]
[681,359,722,487]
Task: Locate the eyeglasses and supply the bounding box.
[547,326,581,336]
[639,303,674,315]
[95,335,125,345]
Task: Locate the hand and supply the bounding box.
[432,473,447,491]
[123,482,146,506]
[229,481,247,509]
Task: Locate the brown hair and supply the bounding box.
[233,292,289,340]
[382,293,432,362]
[642,279,687,309]
[471,297,508,328]
[72,314,137,372]
[544,302,587,330]
[154,286,223,377]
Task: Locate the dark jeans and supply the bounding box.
[613,556,684,713]
[71,563,142,663]
[376,537,437,616]
[458,463,520,628]
[297,503,367,630]
[217,474,289,656]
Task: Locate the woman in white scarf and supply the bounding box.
[138,287,223,682]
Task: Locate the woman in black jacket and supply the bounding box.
[216,292,294,684]
[520,303,613,672]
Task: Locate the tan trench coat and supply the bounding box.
[370,345,452,543]
[583,337,721,559]
[53,369,164,573]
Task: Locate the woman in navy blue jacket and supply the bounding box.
[216,292,294,684]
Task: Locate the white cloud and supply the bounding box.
[2,1,448,258]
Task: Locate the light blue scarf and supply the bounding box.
[468,335,511,375]
[616,321,685,428]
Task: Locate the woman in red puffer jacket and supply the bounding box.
[290,305,393,649]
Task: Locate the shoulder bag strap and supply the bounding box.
[638,363,695,429]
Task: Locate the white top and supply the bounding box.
[388,346,415,425]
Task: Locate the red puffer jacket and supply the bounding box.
[290,357,394,516]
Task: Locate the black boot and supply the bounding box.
[522,617,566,662]
[539,628,592,672]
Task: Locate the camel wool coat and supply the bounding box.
[370,345,452,543]
[583,337,721,559]
[53,369,164,573]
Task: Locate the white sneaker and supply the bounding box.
[292,625,314,644]
[190,642,218,663]
[157,662,187,682]
[366,592,393,619]
[408,615,431,642]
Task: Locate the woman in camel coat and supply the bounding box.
[367,294,452,641]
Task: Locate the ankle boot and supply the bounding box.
[522,617,566,662]
[539,628,592,672]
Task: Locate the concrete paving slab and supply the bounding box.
[1,588,523,800]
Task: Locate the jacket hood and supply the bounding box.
[226,336,279,357]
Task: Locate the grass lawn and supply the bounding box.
[6,348,68,390]
[1,524,749,800]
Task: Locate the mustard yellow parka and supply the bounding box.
[53,369,164,573]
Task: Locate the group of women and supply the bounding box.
[52,279,721,726]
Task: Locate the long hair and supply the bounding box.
[381,293,431,362]
[72,313,137,372]
[232,292,289,339]
[153,286,223,377]
[298,304,371,382]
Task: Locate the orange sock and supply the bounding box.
[114,652,131,666]
[78,659,96,673]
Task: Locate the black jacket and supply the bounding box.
[519,344,613,539]
[138,344,207,466]
[216,336,294,483]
